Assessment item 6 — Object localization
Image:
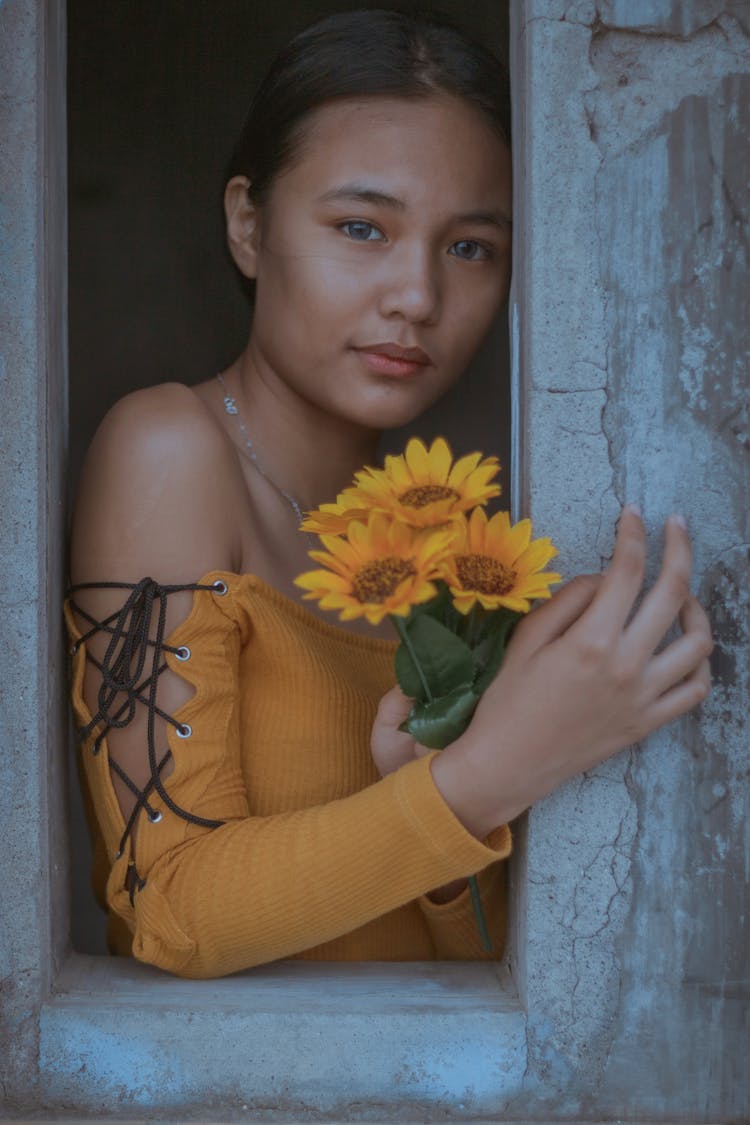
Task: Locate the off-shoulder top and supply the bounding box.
[65,571,511,979]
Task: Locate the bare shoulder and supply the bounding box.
[71,382,242,586]
[83,381,227,467]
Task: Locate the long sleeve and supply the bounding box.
[417,828,510,960]
[67,571,511,978]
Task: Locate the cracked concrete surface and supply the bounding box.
[512,1,748,1119]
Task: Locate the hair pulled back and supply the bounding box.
[228,8,510,204]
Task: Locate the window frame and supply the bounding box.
[2,1,745,1120]
[0,3,528,1117]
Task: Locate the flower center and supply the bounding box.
[353,557,416,603]
[399,484,459,509]
[456,554,516,595]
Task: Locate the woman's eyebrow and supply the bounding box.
[458,209,513,229]
[316,184,406,210]
[316,183,512,227]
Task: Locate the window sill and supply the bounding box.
[39,954,526,1117]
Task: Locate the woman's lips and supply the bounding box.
[354,343,432,378]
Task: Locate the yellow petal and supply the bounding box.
[506,518,533,558]
[518,574,562,596]
[467,506,490,550]
[447,451,483,487]
[339,603,366,621]
[307,551,354,579]
[317,537,361,568]
[319,592,357,610]
[427,437,453,483]
[347,520,372,553]
[497,595,532,613]
[294,569,350,592]
[450,590,477,615]
[364,605,389,625]
[515,538,558,574]
[404,437,431,479]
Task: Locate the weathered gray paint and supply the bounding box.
[0,1,748,1121]
[513,2,749,1119]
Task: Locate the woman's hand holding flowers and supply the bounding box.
[370,685,430,778]
[296,442,712,939]
[297,436,563,942]
[430,507,714,840]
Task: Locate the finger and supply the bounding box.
[642,657,711,732]
[679,592,714,655]
[570,505,646,643]
[624,516,693,656]
[375,685,414,727]
[505,573,602,660]
[645,627,713,700]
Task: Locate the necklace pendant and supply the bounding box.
[216,372,304,526]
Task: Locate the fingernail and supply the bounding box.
[624,502,642,517]
[671,513,687,529]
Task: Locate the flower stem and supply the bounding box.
[468,875,493,953]
[391,615,434,703]
[391,615,492,952]
[466,604,481,648]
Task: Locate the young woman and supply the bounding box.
[67,10,712,979]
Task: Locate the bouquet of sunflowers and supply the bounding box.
[296,437,561,949]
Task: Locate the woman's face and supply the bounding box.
[242,93,512,432]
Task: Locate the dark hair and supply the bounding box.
[228,8,511,204]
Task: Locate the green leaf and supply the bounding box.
[406,582,463,631]
[395,614,476,702]
[403,684,479,749]
[472,609,521,695]
[394,641,429,700]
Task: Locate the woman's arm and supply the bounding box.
[430,507,713,839]
[69,386,510,976]
[71,382,244,828]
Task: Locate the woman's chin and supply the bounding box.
[345,383,455,433]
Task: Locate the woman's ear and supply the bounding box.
[224,175,260,279]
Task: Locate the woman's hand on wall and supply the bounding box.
[431,506,714,841]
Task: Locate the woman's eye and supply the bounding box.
[340,220,385,242]
[449,239,491,261]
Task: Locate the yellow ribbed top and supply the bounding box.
[66,572,511,978]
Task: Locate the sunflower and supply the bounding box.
[301,497,368,536]
[295,513,454,626]
[441,508,561,615]
[302,437,500,535]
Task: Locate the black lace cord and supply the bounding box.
[70,581,198,837]
[77,644,184,749]
[68,578,225,885]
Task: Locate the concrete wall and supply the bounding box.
[515,0,749,1118]
[1,0,748,1120]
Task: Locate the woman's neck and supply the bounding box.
[228,347,380,513]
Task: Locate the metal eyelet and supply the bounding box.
[176,723,192,739]
[212,579,228,596]
[115,848,123,860]
[70,641,80,656]
[174,645,191,661]
[148,810,163,824]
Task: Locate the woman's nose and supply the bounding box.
[378,245,441,324]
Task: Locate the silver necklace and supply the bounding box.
[216,372,304,524]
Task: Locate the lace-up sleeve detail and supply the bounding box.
[70,577,225,858]
[66,572,510,978]
[66,574,252,959]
